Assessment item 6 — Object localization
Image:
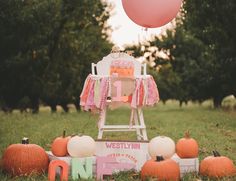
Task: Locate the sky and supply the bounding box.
[106,0,171,48]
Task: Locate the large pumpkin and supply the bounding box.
[176,131,198,158]
[67,135,95,157]
[148,136,175,159]
[51,130,70,157]
[2,138,49,176]
[141,156,180,181]
[200,151,236,178]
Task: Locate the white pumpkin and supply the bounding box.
[148,136,175,159]
[67,135,95,157]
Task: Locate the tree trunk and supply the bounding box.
[213,96,223,108]
[179,99,188,107]
[2,106,13,113]
[162,100,166,105]
[61,103,69,113]
[31,96,39,114]
[50,104,57,113]
[179,101,183,107]
[74,100,81,112]
[184,100,188,105]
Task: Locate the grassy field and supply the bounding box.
[0,101,236,180]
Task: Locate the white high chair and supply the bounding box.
[91,52,148,140]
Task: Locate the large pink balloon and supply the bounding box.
[122,0,182,28]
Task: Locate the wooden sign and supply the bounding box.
[95,140,149,171]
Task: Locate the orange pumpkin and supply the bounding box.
[200,151,236,178]
[141,156,180,181]
[2,138,49,176]
[51,130,70,157]
[176,131,198,158]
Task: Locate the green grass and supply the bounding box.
[0,100,236,180]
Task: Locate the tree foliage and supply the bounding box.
[183,0,236,107]
[0,0,113,112]
[128,0,236,108]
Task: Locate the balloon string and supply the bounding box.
[138,27,149,44]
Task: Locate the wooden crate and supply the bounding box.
[171,154,199,177]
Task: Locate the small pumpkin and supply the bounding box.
[148,136,175,159]
[67,134,95,157]
[2,138,49,176]
[141,156,180,181]
[51,130,70,157]
[200,151,236,178]
[176,131,198,158]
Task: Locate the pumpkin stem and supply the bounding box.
[185,130,190,138]
[156,156,164,162]
[22,137,29,144]
[63,130,66,138]
[213,150,221,157]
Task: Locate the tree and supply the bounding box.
[40,0,112,112]
[0,0,113,112]
[128,0,236,108]
[145,27,208,105]
[148,64,181,104]
[0,0,47,112]
[182,0,236,107]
